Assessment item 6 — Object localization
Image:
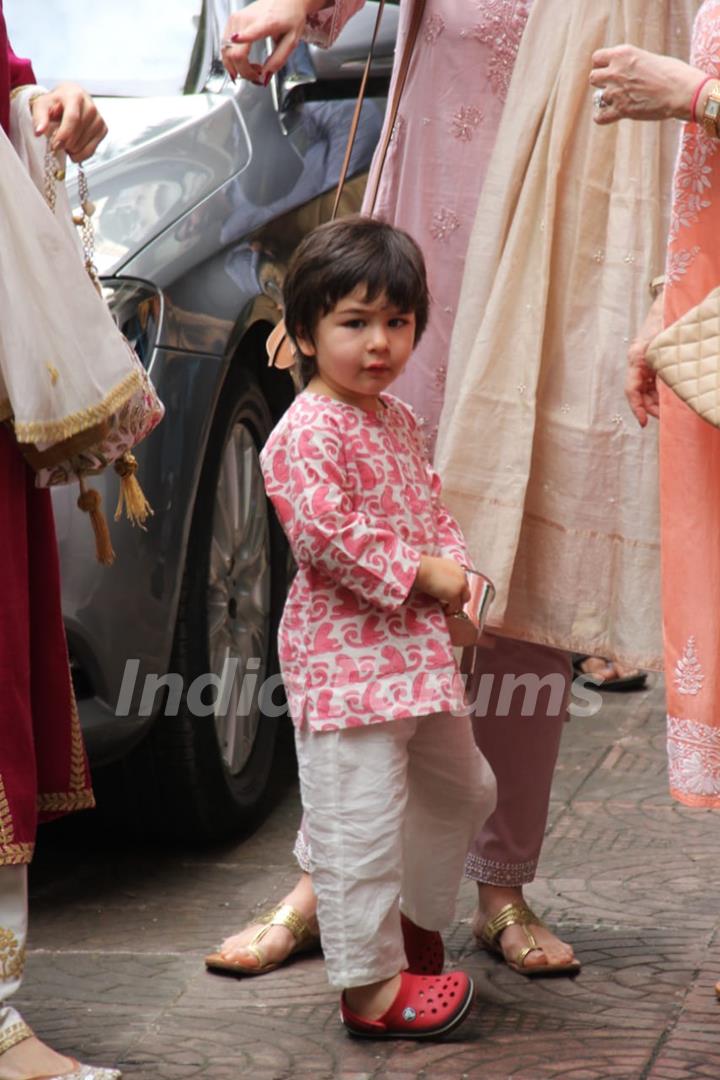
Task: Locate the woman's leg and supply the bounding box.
[466,636,576,969]
[0,865,81,1080]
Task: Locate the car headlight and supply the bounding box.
[100,278,162,369]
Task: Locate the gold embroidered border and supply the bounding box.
[36,687,95,813]
[0,777,13,848]
[0,1020,33,1055]
[0,844,34,867]
[0,927,26,982]
[11,365,142,446]
[37,792,95,813]
[8,84,35,102]
[69,692,88,794]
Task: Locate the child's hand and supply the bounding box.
[415,556,470,615]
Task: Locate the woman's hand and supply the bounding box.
[590,44,705,125]
[31,83,107,162]
[415,556,470,616]
[221,0,321,84]
[626,291,664,427]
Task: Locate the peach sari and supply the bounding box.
[663,1,720,807]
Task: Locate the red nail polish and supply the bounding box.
[263,72,271,87]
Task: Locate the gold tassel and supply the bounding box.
[77,478,115,566]
[114,451,153,528]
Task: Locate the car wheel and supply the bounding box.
[136,363,287,839]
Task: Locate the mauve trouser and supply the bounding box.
[294,637,571,887]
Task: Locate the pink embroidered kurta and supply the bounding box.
[260,392,471,732]
[363,0,532,451]
[306,0,533,451]
[662,1,720,807]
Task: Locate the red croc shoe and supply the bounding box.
[340,970,474,1039]
[401,913,444,975]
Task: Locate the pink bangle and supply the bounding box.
[691,75,714,123]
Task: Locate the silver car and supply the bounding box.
[6,0,397,838]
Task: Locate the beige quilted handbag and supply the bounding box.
[646,285,720,428]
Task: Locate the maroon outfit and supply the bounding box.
[0,4,93,865]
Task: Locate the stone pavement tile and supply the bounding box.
[115,1000,664,1079]
[27,860,303,953]
[647,941,720,1079]
[446,929,700,1023]
[512,862,717,932]
[17,951,198,1007]
[7,1002,140,1070]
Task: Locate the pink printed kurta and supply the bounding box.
[663,2,720,807]
[260,392,470,731]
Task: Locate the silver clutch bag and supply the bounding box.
[447,569,496,647]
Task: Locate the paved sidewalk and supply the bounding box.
[22,677,720,1078]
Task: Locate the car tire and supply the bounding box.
[126,362,288,840]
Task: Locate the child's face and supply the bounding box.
[297,286,416,408]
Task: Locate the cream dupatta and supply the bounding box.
[435,0,696,670]
[0,88,142,449]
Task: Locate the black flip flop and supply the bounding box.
[572,654,648,693]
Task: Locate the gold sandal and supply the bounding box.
[478,901,581,978]
[204,902,320,977]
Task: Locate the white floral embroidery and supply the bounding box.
[669,3,720,240]
[389,113,406,148]
[424,13,445,45]
[668,134,718,241]
[465,853,538,886]
[430,207,460,241]
[666,245,701,285]
[293,828,312,872]
[674,636,705,695]
[451,105,484,141]
[667,715,720,800]
[468,0,532,102]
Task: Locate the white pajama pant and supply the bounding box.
[295,711,497,989]
[0,865,32,1054]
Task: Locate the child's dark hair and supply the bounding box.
[283,215,430,384]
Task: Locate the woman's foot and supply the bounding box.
[0,1035,97,1080]
[212,872,318,973]
[473,884,577,973]
[573,655,647,692]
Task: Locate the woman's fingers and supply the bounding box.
[67,114,108,162]
[31,84,108,161]
[221,1,307,83]
[222,39,263,83]
[260,30,303,79]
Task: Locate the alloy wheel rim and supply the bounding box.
[207,420,271,776]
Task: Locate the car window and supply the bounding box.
[5,0,203,96]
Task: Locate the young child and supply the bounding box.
[260,216,497,1039]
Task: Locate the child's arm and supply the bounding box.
[393,397,473,571]
[428,467,474,571]
[263,421,421,611]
